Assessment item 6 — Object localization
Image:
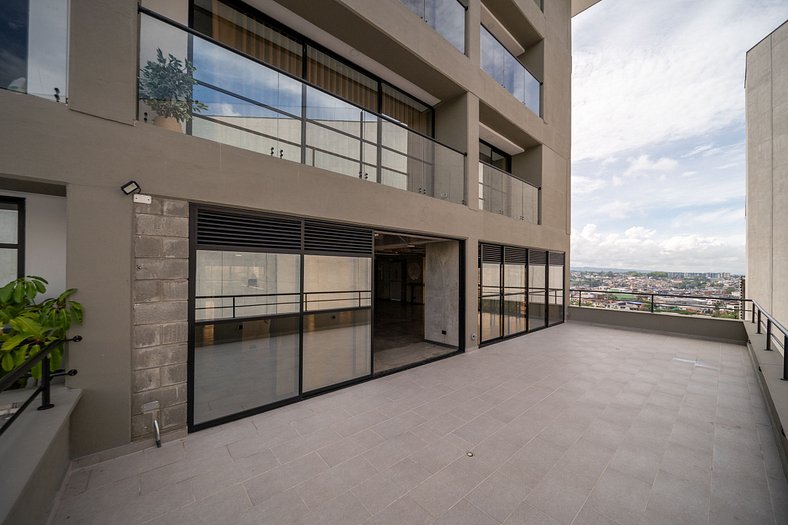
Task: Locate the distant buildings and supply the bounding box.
[745,20,788,325]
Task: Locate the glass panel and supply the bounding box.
[503,262,526,336]
[193,316,299,424]
[0,208,19,244]
[0,0,68,101]
[0,248,18,285]
[193,0,302,77]
[307,47,378,114]
[528,263,546,330]
[195,251,300,321]
[480,25,541,116]
[381,84,432,135]
[303,309,371,392]
[304,255,372,311]
[480,261,500,342]
[431,0,465,54]
[548,264,565,325]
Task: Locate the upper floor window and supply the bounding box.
[192,0,433,136]
[400,0,466,54]
[479,140,511,172]
[0,197,24,285]
[480,25,541,116]
[0,0,68,102]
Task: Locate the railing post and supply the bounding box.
[783,335,788,381]
[232,296,236,319]
[650,294,655,313]
[38,354,54,411]
[579,290,582,306]
[757,308,761,333]
[766,319,772,351]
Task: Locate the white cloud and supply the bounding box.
[572,223,745,273]
[682,144,715,158]
[623,154,677,177]
[573,175,607,194]
[670,207,744,228]
[572,0,788,162]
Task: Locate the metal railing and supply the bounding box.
[195,290,373,320]
[752,300,788,380]
[138,9,466,205]
[0,336,81,438]
[569,289,751,321]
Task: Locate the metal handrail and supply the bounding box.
[751,299,788,380]
[0,335,82,437]
[569,289,750,318]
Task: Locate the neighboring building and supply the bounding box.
[0,0,587,457]
[746,20,788,326]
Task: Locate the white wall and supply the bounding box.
[0,190,67,299]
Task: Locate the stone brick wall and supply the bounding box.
[131,197,189,440]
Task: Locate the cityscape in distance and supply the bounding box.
[570,268,745,319]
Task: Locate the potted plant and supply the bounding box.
[139,48,208,132]
[0,276,83,385]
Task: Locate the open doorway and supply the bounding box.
[373,231,460,374]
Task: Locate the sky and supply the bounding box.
[571,0,788,274]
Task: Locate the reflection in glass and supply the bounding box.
[0,208,19,244]
[302,309,371,392]
[195,251,300,321]
[503,263,527,336]
[480,262,501,342]
[528,262,546,331]
[0,248,18,285]
[304,255,372,311]
[479,163,538,223]
[0,0,68,101]
[193,316,299,424]
[401,0,466,54]
[548,264,564,325]
[480,26,541,116]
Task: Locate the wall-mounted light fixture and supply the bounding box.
[121,180,141,195]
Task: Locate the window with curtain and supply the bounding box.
[381,84,433,136]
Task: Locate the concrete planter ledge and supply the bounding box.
[744,322,788,481]
[0,385,82,525]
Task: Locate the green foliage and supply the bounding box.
[0,276,83,381]
[139,49,208,123]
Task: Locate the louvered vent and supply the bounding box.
[529,249,547,265]
[549,252,565,266]
[504,246,527,264]
[304,220,372,255]
[481,243,502,263]
[196,209,302,251]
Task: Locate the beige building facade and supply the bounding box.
[1,0,576,457]
[746,20,788,326]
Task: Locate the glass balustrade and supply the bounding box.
[478,162,539,223]
[480,26,541,116]
[138,12,466,205]
[400,0,466,53]
[0,0,69,102]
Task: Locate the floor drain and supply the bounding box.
[466,451,474,457]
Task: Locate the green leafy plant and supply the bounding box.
[0,276,83,381]
[139,48,208,123]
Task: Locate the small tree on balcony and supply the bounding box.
[139,48,208,123]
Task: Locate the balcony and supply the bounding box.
[138,12,466,206]
[46,321,787,524]
[480,26,541,117]
[400,0,467,54]
[478,162,539,223]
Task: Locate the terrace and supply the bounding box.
[47,321,787,525]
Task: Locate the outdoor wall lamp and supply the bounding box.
[121,180,141,195]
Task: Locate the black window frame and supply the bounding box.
[479,139,512,173]
[0,196,25,282]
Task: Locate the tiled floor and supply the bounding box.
[52,322,788,524]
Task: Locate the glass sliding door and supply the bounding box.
[528,250,547,331]
[193,250,301,425]
[548,252,565,326]
[503,247,527,336]
[302,255,372,392]
[479,244,502,342]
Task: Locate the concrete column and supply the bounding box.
[466,0,482,69]
[465,239,479,350]
[424,241,460,346]
[66,184,132,457]
[435,92,480,210]
[68,0,137,124]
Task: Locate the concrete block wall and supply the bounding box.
[131,197,189,439]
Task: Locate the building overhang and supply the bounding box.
[572,0,602,17]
